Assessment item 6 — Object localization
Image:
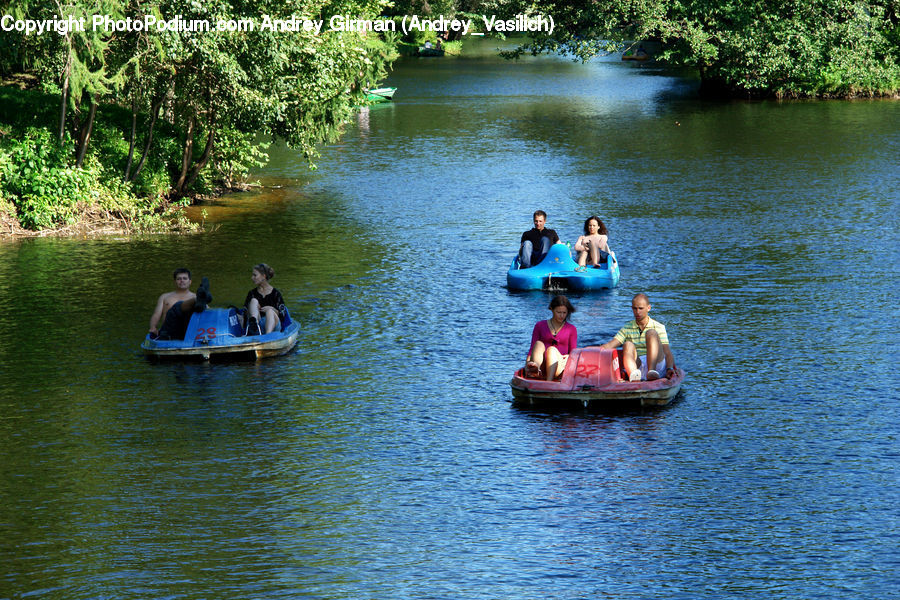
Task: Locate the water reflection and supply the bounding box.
[1,39,898,599]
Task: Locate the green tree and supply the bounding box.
[5,0,396,197]
[509,0,900,98]
[1,0,399,230]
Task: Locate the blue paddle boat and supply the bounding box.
[507,242,620,291]
[142,307,300,360]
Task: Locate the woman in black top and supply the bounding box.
[244,263,286,335]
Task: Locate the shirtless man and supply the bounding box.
[600,293,677,381]
[148,268,211,340]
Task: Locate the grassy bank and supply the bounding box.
[0,84,202,237]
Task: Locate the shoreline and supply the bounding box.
[0,182,266,239]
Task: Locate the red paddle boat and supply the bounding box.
[510,347,685,408]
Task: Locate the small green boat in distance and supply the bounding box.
[365,87,397,102]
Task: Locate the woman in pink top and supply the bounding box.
[525,295,577,380]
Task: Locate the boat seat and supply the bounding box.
[571,348,619,388]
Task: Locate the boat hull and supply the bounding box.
[510,347,685,408]
[507,243,620,291]
[142,307,300,360]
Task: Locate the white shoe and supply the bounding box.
[647,370,660,381]
[629,370,642,382]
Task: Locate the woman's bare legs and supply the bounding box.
[543,346,567,380]
[261,306,280,333]
[576,240,601,267]
[526,341,546,376]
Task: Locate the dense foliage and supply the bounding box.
[0,86,192,232]
[506,0,900,98]
[1,0,397,231]
[2,0,897,232]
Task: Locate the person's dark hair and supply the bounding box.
[548,294,576,319]
[253,263,275,280]
[533,210,547,220]
[173,267,191,279]
[583,216,608,236]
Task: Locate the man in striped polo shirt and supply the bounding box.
[600,293,677,381]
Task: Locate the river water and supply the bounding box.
[1,41,899,599]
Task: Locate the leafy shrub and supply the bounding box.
[442,41,463,56]
[1,128,91,229]
[212,128,270,188]
[0,148,15,220]
[0,87,200,232]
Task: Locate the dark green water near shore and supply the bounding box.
[1,42,899,598]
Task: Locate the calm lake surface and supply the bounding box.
[1,40,899,599]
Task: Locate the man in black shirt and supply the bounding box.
[519,210,560,268]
